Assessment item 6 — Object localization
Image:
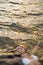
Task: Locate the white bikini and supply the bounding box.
[22,58,32,65]
[22,55,38,65]
[31,55,38,61]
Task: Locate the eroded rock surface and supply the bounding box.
[0,0,43,58]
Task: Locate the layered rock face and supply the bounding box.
[0,0,43,58]
[0,0,43,23]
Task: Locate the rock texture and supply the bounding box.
[0,0,43,58]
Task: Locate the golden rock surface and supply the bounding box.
[0,0,43,59]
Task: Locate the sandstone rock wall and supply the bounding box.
[0,0,43,57]
[0,0,43,23]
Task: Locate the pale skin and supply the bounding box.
[16,46,41,65]
[0,46,40,65]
